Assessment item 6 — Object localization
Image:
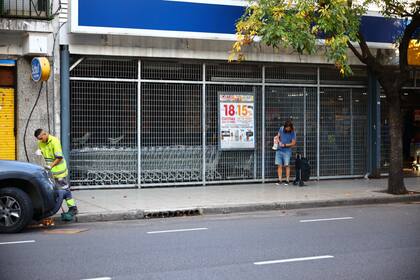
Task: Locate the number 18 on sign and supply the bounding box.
[219,93,255,150]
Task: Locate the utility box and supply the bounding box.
[23,32,49,56]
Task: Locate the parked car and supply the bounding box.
[0,160,65,233]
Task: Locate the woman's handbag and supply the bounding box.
[272,135,280,150]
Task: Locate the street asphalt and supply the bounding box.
[1,203,420,280]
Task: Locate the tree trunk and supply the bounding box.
[385,87,407,194]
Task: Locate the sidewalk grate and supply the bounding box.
[144,209,202,219]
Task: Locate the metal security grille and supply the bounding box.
[352,89,368,175]
[69,58,369,188]
[0,0,52,19]
[206,63,262,83]
[0,88,15,160]
[320,88,352,176]
[305,87,318,177]
[265,65,317,84]
[320,66,367,85]
[381,95,390,173]
[70,81,138,186]
[264,87,305,178]
[141,83,202,184]
[70,59,138,186]
[141,61,202,81]
[71,58,138,79]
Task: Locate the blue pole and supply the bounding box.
[367,70,381,177]
[60,45,70,165]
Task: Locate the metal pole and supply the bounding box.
[375,84,381,176]
[317,67,320,179]
[367,70,381,177]
[262,66,266,182]
[350,89,354,175]
[303,87,307,158]
[253,87,257,179]
[60,45,70,167]
[202,63,206,186]
[137,60,142,188]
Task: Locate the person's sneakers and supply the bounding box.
[68,206,78,215]
[275,181,282,186]
[284,180,289,186]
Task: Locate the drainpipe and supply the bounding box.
[60,45,70,164]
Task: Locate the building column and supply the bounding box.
[60,45,70,164]
[367,70,381,177]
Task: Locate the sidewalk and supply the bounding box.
[65,177,420,223]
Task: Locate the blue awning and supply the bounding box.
[74,0,409,44]
[0,60,16,67]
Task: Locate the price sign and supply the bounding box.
[219,93,255,150]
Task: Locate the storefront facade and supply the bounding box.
[67,58,371,187]
[63,0,417,188]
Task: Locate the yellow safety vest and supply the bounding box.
[38,135,68,178]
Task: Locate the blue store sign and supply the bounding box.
[31,58,42,82]
[71,0,406,43]
[31,57,51,82]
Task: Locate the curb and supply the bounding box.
[53,210,145,225]
[53,193,420,225]
[201,194,420,214]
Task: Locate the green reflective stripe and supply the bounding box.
[46,160,65,167]
[66,199,76,207]
[53,172,68,179]
[52,169,67,175]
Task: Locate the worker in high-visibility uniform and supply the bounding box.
[34,129,78,216]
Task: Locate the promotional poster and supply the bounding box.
[219,93,255,150]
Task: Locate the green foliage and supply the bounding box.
[230,0,371,76]
[378,0,420,18]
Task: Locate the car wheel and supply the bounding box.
[0,188,33,233]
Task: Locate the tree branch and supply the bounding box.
[355,31,387,76]
[356,31,383,73]
[385,2,414,18]
[347,41,366,63]
[357,31,374,61]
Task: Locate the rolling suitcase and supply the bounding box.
[293,153,310,186]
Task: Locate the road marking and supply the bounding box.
[80,277,112,280]
[44,228,89,235]
[299,217,354,223]
[254,255,334,265]
[0,240,35,245]
[147,227,208,234]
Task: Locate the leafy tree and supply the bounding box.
[230,0,420,194]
